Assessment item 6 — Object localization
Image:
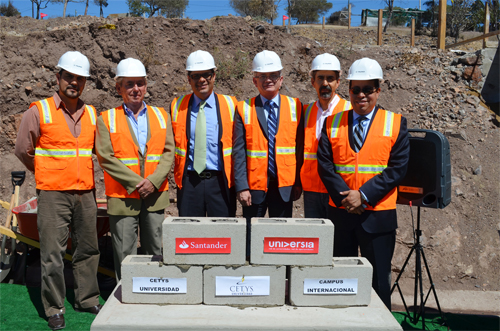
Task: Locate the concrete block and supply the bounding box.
[121,255,202,304]
[203,264,286,306]
[289,257,373,307]
[163,217,246,265]
[91,285,403,331]
[250,218,334,266]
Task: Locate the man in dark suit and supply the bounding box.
[233,50,303,225]
[317,58,409,309]
[170,50,237,217]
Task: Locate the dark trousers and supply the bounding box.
[177,171,236,217]
[303,191,329,219]
[328,205,396,310]
[242,178,293,256]
[37,190,100,317]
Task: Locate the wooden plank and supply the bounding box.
[0,225,115,278]
[411,19,415,47]
[446,30,500,49]
[483,3,490,48]
[378,9,383,46]
[438,0,446,50]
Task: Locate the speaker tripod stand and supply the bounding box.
[391,206,446,329]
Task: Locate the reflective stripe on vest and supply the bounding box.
[237,95,299,191]
[33,97,95,191]
[326,108,401,210]
[301,98,350,194]
[101,105,169,199]
[171,93,235,189]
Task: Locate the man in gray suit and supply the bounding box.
[233,50,303,227]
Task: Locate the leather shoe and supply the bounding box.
[75,304,103,315]
[48,314,65,330]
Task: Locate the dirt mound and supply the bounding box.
[0,16,498,295]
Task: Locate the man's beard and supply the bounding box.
[320,86,332,99]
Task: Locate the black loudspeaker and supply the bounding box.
[397,129,451,209]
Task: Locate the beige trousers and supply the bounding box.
[37,190,100,317]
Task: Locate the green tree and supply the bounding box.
[287,0,332,24]
[0,0,20,16]
[229,0,278,23]
[447,0,474,42]
[93,0,107,17]
[127,0,188,17]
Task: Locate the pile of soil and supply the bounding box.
[0,15,498,295]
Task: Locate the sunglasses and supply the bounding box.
[255,74,281,82]
[316,75,338,83]
[349,86,378,95]
[190,72,213,81]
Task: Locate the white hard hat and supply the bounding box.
[186,50,216,71]
[347,58,383,81]
[56,51,90,77]
[309,53,341,77]
[115,58,147,78]
[252,50,283,72]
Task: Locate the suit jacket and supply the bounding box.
[233,94,304,204]
[177,93,233,202]
[96,106,175,216]
[317,106,409,233]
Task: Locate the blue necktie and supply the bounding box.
[354,116,367,152]
[266,101,277,178]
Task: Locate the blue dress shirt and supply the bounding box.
[124,102,148,155]
[188,92,221,171]
[259,94,281,122]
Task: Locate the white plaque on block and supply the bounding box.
[132,277,187,294]
[303,278,358,295]
[215,276,270,296]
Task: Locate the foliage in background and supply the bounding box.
[447,0,474,42]
[287,0,332,24]
[126,0,188,18]
[229,0,277,24]
[383,0,395,32]
[212,47,250,81]
[0,0,20,16]
[93,0,108,17]
[327,5,350,25]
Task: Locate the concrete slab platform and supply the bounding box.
[91,283,402,331]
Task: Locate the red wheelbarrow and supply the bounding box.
[0,197,114,278]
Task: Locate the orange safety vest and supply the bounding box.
[33,97,96,191]
[170,93,236,189]
[237,95,300,192]
[100,105,169,199]
[325,108,402,210]
[301,97,351,193]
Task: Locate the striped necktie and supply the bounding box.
[354,116,367,153]
[193,101,207,174]
[266,101,277,178]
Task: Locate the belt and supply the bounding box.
[188,170,221,179]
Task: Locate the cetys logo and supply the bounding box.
[263,237,319,254]
[175,238,231,254]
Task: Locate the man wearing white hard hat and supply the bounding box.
[317,57,409,309]
[301,53,351,218]
[170,50,237,216]
[233,50,304,228]
[15,51,101,330]
[96,58,174,280]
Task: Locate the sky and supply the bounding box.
[11,0,436,26]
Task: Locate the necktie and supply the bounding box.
[193,101,207,174]
[354,116,367,153]
[266,101,277,178]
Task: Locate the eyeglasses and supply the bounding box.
[316,75,338,83]
[254,74,281,82]
[349,86,378,95]
[189,72,213,81]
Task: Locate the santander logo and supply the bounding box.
[175,237,231,254]
[264,237,319,254]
